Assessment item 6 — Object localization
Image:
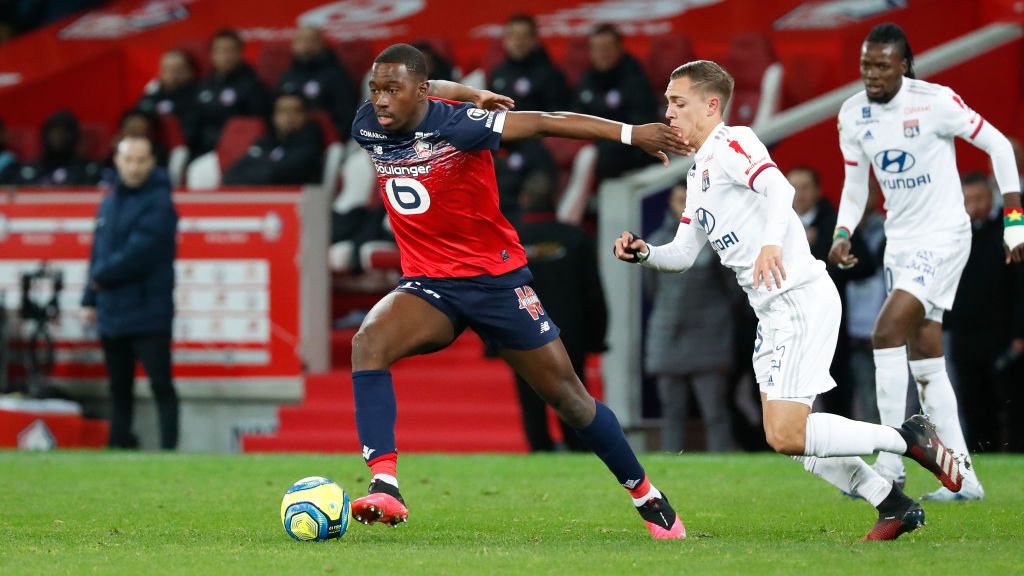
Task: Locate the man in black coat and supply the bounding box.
[222,93,324,186]
[15,110,101,186]
[488,14,570,113]
[278,26,358,141]
[188,29,272,156]
[574,24,657,181]
[493,138,558,225]
[945,172,1024,452]
[136,49,198,133]
[82,135,179,450]
[512,171,608,451]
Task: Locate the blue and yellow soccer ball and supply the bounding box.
[280,476,350,542]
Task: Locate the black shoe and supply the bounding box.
[899,414,963,492]
[636,492,686,539]
[861,482,925,541]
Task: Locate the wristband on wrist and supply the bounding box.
[1005,207,1023,227]
[833,227,852,241]
[620,124,633,145]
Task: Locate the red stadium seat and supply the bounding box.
[724,33,782,129]
[644,33,696,88]
[332,40,375,86]
[256,40,293,88]
[4,126,40,161]
[481,38,506,80]
[560,36,591,89]
[158,114,186,149]
[78,123,112,163]
[215,116,265,173]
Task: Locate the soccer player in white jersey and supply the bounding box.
[614,60,965,541]
[829,23,1024,501]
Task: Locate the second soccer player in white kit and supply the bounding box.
[615,60,964,541]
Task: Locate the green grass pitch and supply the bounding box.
[1,451,1022,575]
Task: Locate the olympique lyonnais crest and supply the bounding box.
[514,286,545,320]
[413,139,433,159]
[903,119,920,138]
[702,169,710,192]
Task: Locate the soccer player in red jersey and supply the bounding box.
[347,43,691,539]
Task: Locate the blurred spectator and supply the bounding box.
[137,49,198,149]
[82,135,179,450]
[413,40,455,81]
[512,171,607,452]
[0,0,105,42]
[574,24,657,180]
[0,117,17,183]
[844,179,886,423]
[278,26,358,141]
[488,14,570,112]
[493,139,558,224]
[104,109,168,172]
[330,204,391,273]
[645,181,736,452]
[223,93,324,186]
[788,166,834,262]
[189,29,272,156]
[945,172,1024,452]
[1009,136,1023,191]
[14,110,100,186]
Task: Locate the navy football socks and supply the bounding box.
[573,401,647,488]
[353,370,398,462]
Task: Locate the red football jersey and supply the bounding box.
[352,97,527,278]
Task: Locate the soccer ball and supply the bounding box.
[280,476,350,542]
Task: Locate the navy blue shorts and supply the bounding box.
[393,266,561,350]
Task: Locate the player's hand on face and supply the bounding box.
[614,230,648,263]
[474,90,515,111]
[754,245,786,291]
[828,237,858,269]
[632,123,695,165]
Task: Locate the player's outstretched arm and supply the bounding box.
[426,80,515,110]
[502,111,693,166]
[613,224,705,273]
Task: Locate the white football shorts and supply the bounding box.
[883,239,970,323]
[753,274,840,402]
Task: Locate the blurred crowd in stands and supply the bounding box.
[2,12,1022,453]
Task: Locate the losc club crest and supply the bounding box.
[903,119,920,138]
[413,139,433,159]
[701,169,710,192]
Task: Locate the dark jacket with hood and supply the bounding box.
[278,49,358,140]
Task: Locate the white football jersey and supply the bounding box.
[682,122,825,310]
[837,77,979,247]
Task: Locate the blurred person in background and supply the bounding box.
[189,28,272,156]
[82,135,179,450]
[104,109,168,172]
[844,179,887,423]
[222,93,324,186]
[644,181,736,452]
[15,110,100,186]
[136,49,198,136]
[488,14,570,112]
[278,26,358,141]
[574,24,657,181]
[0,117,18,183]
[944,172,1024,452]
[511,171,607,452]
[493,138,558,225]
[412,40,454,82]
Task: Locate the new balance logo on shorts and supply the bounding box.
[514,286,545,321]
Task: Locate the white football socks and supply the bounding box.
[373,473,399,489]
[873,346,909,477]
[803,413,907,457]
[792,455,893,507]
[910,357,980,486]
[631,484,662,507]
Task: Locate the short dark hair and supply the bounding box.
[961,171,989,187]
[275,91,309,111]
[788,165,820,187]
[506,13,537,33]
[374,43,428,80]
[590,23,622,43]
[865,22,915,79]
[210,28,243,50]
[670,60,735,111]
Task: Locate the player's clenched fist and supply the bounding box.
[632,123,695,165]
[828,236,859,270]
[614,230,649,263]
